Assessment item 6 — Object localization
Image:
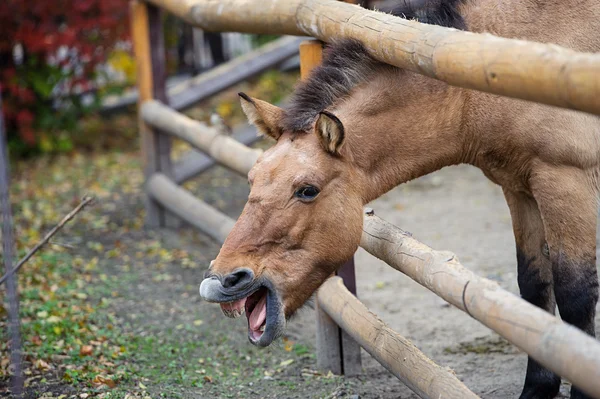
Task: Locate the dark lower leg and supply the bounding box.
[504,190,560,399]
[516,249,561,399]
[553,253,598,399]
[531,168,599,399]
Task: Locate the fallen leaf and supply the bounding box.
[93,375,117,388]
[280,359,294,367]
[35,359,51,371]
[193,319,203,326]
[80,345,93,356]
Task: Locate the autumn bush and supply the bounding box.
[0,0,130,155]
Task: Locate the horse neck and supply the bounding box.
[335,71,469,204]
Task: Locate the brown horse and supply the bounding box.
[199,0,600,398]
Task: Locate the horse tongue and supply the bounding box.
[220,298,246,318]
[249,292,267,330]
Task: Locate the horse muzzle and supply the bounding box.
[199,269,286,347]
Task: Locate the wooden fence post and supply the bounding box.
[131,0,178,228]
[300,39,362,376]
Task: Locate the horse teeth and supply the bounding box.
[259,325,266,332]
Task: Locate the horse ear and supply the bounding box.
[239,93,283,140]
[315,111,345,155]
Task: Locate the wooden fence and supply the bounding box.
[131,0,600,398]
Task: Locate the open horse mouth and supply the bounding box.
[200,278,284,346]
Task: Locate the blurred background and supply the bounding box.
[0,0,295,157]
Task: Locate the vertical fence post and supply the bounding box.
[131,0,178,228]
[300,40,362,376]
[0,89,23,398]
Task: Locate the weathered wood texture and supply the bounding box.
[131,0,162,226]
[147,173,235,242]
[141,100,262,176]
[315,301,343,375]
[360,210,600,398]
[337,258,362,376]
[318,277,480,399]
[143,0,600,115]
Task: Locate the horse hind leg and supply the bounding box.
[532,167,599,399]
[504,189,561,399]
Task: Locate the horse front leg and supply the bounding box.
[504,189,561,399]
[532,167,599,399]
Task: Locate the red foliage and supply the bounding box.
[0,0,130,148]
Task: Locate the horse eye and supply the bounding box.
[295,185,320,201]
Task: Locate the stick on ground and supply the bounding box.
[0,195,95,286]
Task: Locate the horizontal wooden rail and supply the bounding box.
[360,210,600,398]
[147,173,234,242]
[172,123,261,183]
[141,100,261,176]
[318,277,479,399]
[143,0,600,115]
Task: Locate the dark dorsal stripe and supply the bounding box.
[282,1,467,133]
[388,0,467,30]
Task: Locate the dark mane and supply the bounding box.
[388,0,466,30]
[282,1,467,132]
[282,39,385,133]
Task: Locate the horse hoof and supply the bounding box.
[570,387,593,399]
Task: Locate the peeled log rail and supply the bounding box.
[141,100,261,176]
[143,0,600,115]
[318,277,479,399]
[147,173,234,242]
[360,210,600,398]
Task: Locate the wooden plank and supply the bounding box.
[360,210,600,398]
[147,173,235,243]
[141,100,262,176]
[148,4,179,228]
[299,41,323,80]
[315,301,343,374]
[131,0,162,227]
[318,277,480,399]
[172,123,261,183]
[337,258,362,376]
[143,0,600,116]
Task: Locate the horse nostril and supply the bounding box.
[222,269,254,289]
